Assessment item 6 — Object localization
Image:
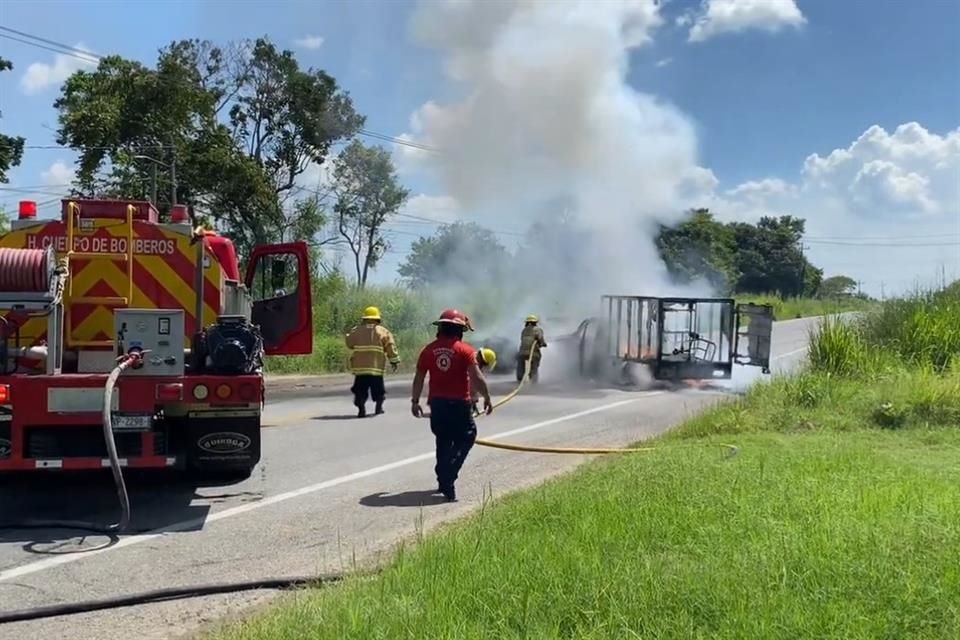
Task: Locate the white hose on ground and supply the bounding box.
[102,354,138,533]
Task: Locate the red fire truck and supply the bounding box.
[0,198,313,482]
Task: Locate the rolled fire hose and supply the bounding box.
[0,247,52,292]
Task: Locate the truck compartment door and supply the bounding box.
[734,302,774,373]
[244,241,313,355]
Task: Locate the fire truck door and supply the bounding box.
[734,302,774,373]
[244,241,314,355]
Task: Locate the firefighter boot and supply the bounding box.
[375,400,384,415]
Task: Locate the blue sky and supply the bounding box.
[1,0,958,297]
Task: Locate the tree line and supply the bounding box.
[399,209,862,299]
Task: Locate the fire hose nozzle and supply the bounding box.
[119,348,151,370]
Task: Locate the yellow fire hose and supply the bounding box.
[419,348,738,457]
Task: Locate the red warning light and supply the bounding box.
[18,200,38,220]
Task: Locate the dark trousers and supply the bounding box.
[351,374,385,407]
[516,353,541,382]
[428,398,477,490]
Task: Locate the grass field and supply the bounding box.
[211,283,959,640]
[266,285,874,375]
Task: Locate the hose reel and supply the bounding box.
[0,246,59,295]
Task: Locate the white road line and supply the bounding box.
[0,397,644,583]
[775,346,808,359]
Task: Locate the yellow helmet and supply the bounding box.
[478,347,497,371]
[525,314,539,324]
[361,306,381,321]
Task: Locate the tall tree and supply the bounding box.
[731,215,821,297]
[656,212,823,297]
[656,208,738,292]
[398,221,510,288]
[331,140,409,288]
[0,207,9,234]
[53,37,364,258]
[0,57,25,184]
[818,275,858,298]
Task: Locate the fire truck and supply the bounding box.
[0,198,313,481]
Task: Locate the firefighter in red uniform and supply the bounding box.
[411,309,492,502]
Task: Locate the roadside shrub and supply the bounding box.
[808,314,869,377]
[859,285,960,372]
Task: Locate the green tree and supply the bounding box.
[655,208,738,292]
[331,140,410,288]
[399,221,510,288]
[0,57,25,184]
[53,37,363,259]
[731,215,821,297]
[819,275,858,298]
[0,207,9,234]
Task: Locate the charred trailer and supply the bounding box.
[0,198,314,481]
[572,295,774,382]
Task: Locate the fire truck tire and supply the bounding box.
[190,466,254,484]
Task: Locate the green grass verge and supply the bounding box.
[211,286,960,639]
[735,292,875,321]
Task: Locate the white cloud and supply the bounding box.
[656,57,673,67]
[688,122,960,295]
[294,35,325,50]
[20,43,97,95]
[41,160,76,187]
[400,194,463,225]
[727,177,797,200]
[801,122,960,219]
[685,0,806,42]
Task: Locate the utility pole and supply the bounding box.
[798,242,810,297]
[880,280,885,301]
[169,140,177,207]
[150,162,158,206]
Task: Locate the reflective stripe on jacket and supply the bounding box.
[345,323,400,376]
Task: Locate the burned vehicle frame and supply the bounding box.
[572,295,775,382]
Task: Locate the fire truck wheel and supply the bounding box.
[191,466,255,484]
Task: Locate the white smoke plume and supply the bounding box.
[399,0,718,346]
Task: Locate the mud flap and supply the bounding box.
[186,415,261,478]
[734,303,775,373]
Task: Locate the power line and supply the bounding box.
[0,25,101,62]
[3,25,440,154]
[805,232,960,240]
[805,239,960,248]
[0,32,99,65]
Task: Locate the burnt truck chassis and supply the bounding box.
[568,295,775,382]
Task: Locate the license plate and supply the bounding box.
[111,413,152,432]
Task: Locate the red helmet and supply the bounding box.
[433,308,473,331]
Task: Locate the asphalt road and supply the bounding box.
[0,317,817,640]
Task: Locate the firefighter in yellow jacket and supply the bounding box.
[345,306,400,417]
[517,314,547,383]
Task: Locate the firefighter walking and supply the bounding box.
[411,309,492,502]
[345,306,400,418]
[517,314,547,383]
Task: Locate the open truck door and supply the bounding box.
[734,302,774,374]
[244,241,313,355]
